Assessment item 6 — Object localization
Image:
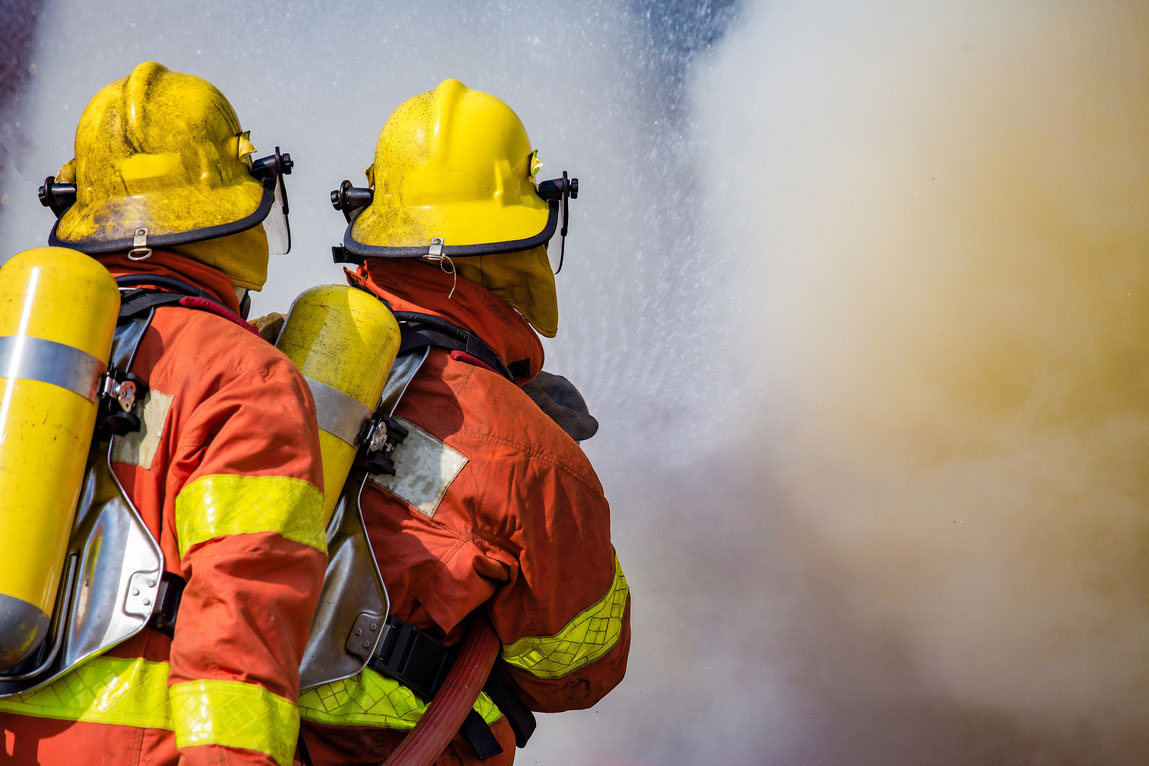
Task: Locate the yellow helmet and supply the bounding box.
[333,78,575,260]
[41,61,292,267]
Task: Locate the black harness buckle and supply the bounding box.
[367,616,457,701]
[147,571,186,638]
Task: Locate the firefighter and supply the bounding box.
[0,62,327,765]
[297,78,631,764]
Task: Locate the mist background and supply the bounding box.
[3,1,1149,764]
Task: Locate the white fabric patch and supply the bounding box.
[368,417,468,518]
[110,388,173,470]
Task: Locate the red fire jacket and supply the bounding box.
[0,252,327,766]
[297,259,630,764]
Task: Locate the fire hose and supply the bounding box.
[381,615,502,766]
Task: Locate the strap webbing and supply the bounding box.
[460,708,503,759]
[368,615,535,755]
[393,311,515,382]
[117,289,188,319]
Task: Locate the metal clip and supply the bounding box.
[128,227,152,261]
[345,612,387,662]
[114,379,138,413]
[427,237,444,259]
[99,370,140,413]
[355,414,409,476]
[366,418,389,453]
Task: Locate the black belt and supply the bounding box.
[367,616,536,757]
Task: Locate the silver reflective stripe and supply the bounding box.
[307,378,372,446]
[0,335,105,401]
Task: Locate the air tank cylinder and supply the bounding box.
[0,247,120,670]
[276,285,401,525]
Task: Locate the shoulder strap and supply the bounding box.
[115,274,209,320]
[392,311,516,383]
[117,289,187,319]
[114,275,257,335]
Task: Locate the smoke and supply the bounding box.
[690,1,1149,763]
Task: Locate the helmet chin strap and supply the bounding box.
[420,241,457,300]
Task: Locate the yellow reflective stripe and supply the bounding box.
[502,555,629,680]
[298,668,501,729]
[0,657,301,766]
[0,656,172,728]
[171,679,299,766]
[175,474,325,557]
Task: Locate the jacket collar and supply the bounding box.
[97,250,243,315]
[351,259,544,383]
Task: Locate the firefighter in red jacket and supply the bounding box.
[0,62,327,765]
[296,79,631,764]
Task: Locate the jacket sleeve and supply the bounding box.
[164,348,327,766]
[484,449,631,713]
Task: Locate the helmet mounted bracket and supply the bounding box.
[330,180,374,224]
[536,171,578,274]
[38,177,77,219]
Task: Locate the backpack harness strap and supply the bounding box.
[392,311,533,382]
[110,275,248,638]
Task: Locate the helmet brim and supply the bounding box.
[343,199,558,259]
[50,178,273,254]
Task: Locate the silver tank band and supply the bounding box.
[306,378,373,446]
[0,335,105,401]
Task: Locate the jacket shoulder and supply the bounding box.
[451,363,604,492]
[150,305,303,383]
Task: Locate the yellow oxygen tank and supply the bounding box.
[0,247,120,670]
[276,285,400,525]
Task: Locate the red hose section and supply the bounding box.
[382,617,502,766]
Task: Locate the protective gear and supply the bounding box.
[275,284,401,525]
[452,245,558,338]
[42,61,292,288]
[333,79,574,336]
[0,285,166,700]
[0,248,120,671]
[169,223,272,291]
[344,79,554,257]
[298,258,630,765]
[0,251,327,766]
